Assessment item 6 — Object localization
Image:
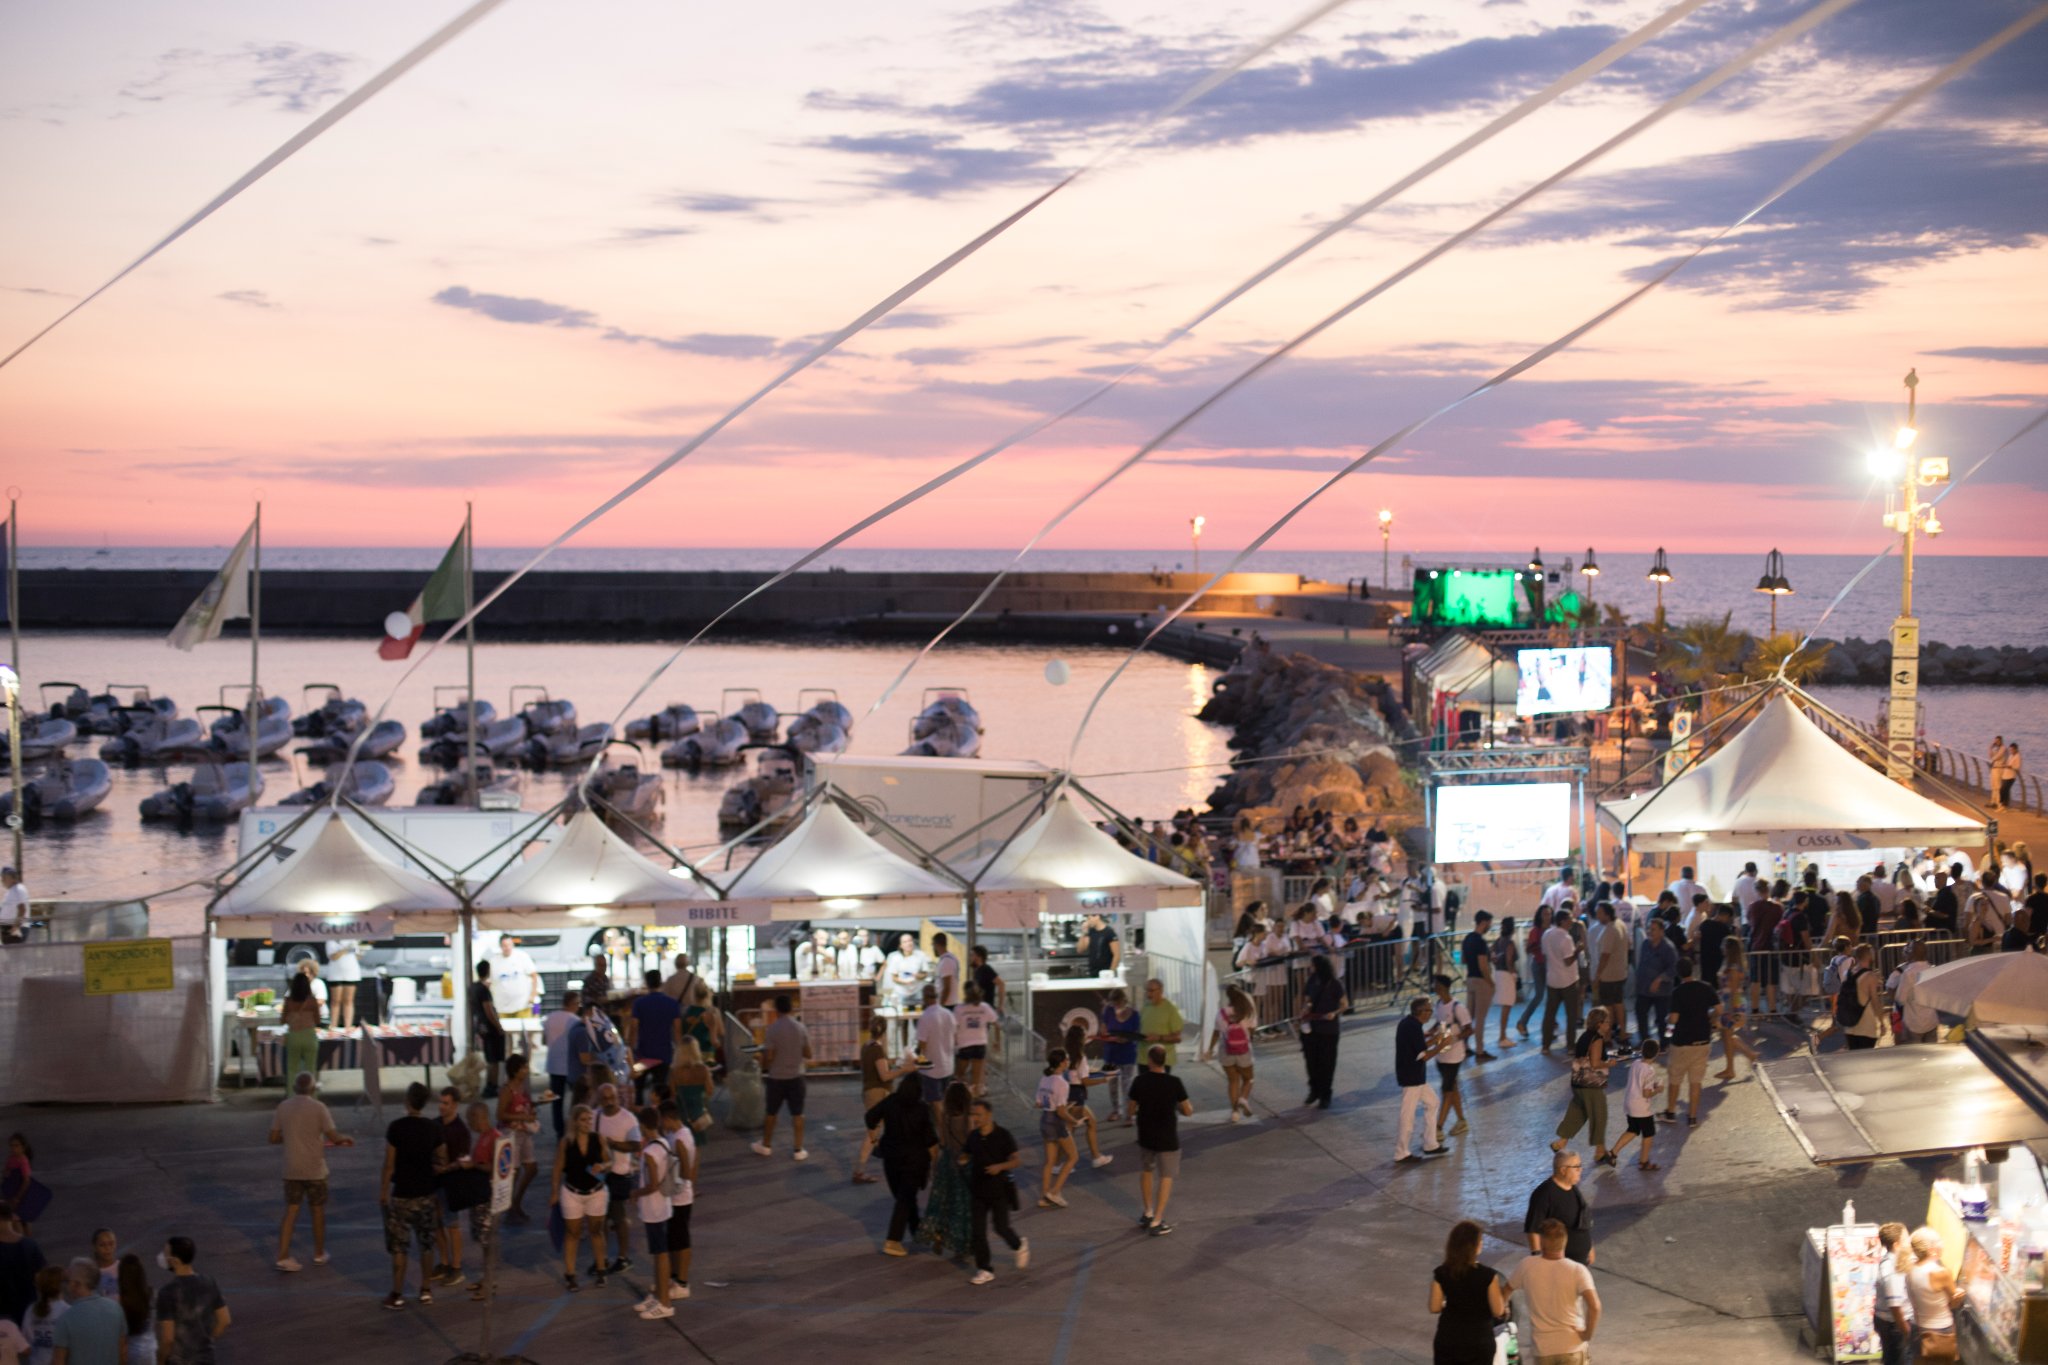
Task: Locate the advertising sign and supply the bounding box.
[654,899,774,926]
[271,913,393,941]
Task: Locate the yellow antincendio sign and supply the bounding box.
[82,939,175,996]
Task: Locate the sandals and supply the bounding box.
[1638,1161,1662,1171]
[1596,1152,1618,1167]
[563,1273,580,1294]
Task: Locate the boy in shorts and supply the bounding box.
[1611,1038,1664,1171]
[632,1105,676,1320]
[658,1102,699,1301]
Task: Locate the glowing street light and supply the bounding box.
[1377,508,1394,590]
[1754,548,1794,634]
[1647,547,1673,623]
[1873,368,1949,780]
[1190,514,1205,575]
[1580,547,1600,607]
[0,664,18,873]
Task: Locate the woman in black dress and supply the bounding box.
[1428,1218,1506,1365]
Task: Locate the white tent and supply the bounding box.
[213,809,462,934]
[1599,693,1985,853]
[471,809,714,928]
[718,797,963,918]
[973,793,1203,926]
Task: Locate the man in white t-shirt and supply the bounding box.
[594,1083,644,1276]
[489,937,541,1018]
[932,932,961,1006]
[1668,866,1704,922]
[1731,863,1761,917]
[658,1104,699,1303]
[952,985,1000,1097]
[1539,868,1575,915]
[1429,974,1474,1138]
[0,866,29,943]
[659,953,701,1004]
[1509,1220,1601,1360]
[914,984,957,1115]
[883,934,932,1051]
[1540,905,1582,1052]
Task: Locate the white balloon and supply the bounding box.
[1044,659,1071,686]
[1106,623,1119,635]
[384,611,414,640]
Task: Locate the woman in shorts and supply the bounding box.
[550,1104,613,1293]
[1061,1023,1114,1170]
[496,1054,544,1225]
[1202,984,1258,1120]
[1035,1049,1080,1208]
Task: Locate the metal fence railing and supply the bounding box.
[1710,934,1968,1021]
[1221,931,1463,1038]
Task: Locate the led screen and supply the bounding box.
[1432,782,1572,864]
[1516,646,1614,717]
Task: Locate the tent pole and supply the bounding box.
[965,889,978,972]
[456,904,476,1066]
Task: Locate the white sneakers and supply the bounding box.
[793,1148,809,1161]
[274,1258,302,1273]
[970,1269,996,1285]
[749,1142,772,1157]
[1090,1155,1113,1169]
[638,1302,675,1320]
[1014,1238,1030,1270]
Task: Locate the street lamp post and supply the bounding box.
[1580,546,1600,610]
[0,666,20,874]
[1377,508,1393,590]
[1872,368,1948,781]
[1755,549,1793,635]
[1190,515,1205,576]
[1647,548,1673,626]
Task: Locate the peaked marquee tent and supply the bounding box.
[973,792,1204,928]
[717,795,963,918]
[212,809,462,934]
[1598,692,1986,853]
[472,809,713,928]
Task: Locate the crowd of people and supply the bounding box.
[0,1197,230,1364]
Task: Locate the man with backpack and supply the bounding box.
[1834,943,1883,1050]
[1966,879,2013,957]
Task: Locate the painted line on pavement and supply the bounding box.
[1049,1245,1096,1365]
[507,1294,570,1355]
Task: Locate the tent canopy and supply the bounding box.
[720,797,962,919]
[1599,693,1985,853]
[213,809,461,932]
[975,793,1202,919]
[1415,634,1517,708]
[473,810,712,914]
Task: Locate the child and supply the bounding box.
[1611,1038,1665,1171]
[631,1104,676,1320]
[658,1102,699,1302]
[23,1264,66,1364]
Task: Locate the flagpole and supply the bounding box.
[250,501,262,778]
[464,502,478,808]
[7,494,18,681]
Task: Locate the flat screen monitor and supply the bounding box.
[1515,646,1613,717]
[1432,782,1572,864]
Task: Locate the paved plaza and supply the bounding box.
[1,999,1945,1364]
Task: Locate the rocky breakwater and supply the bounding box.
[1197,645,1421,831]
[1815,638,2048,685]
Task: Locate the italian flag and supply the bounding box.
[378,525,468,659]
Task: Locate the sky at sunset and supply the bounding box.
[1,0,2043,559]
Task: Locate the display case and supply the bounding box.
[1924,1153,2048,1364]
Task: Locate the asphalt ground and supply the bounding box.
[2,1005,1941,1364]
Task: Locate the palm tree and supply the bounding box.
[1657,612,1752,694]
[1744,631,1832,685]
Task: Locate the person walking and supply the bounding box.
[1507,1219,1601,1364]
[1715,941,1763,1078]
[1200,983,1258,1121]
[1550,1007,1614,1167]
[1524,1152,1595,1266]
[1872,1221,1913,1365]
[1098,989,1143,1122]
[1393,996,1450,1162]
[1430,975,1474,1138]
[379,1082,446,1310]
[751,994,811,1161]
[1516,908,1550,1040]
[1607,1039,1664,1171]
[865,1074,938,1258]
[918,1083,974,1260]
[549,1104,612,1294]
[541,989,582,1141]
[1835,943,1883,1051]
[267,1071,352,1272]
[1139,978,1184,1068]
[1664,960,1719,1124]
[471,961,507,1098]
[1460,911,1498,1063]
[1633,917,1678,1046]
[1128,1045,1192,1236]
[1060,1023,1114,1169]
[1906,1227,1961,1361]
[953,984,999,1098]
[961,1099,1027,1286]
[851,1017,907,1187]
[916,984,959,1118]
[1035,1050,1081,1209]
[1589,903,1629,1048]
[1490,916,1520,1049]
[1540,904,1582,1052]
[150,1239,227,1365]
[1299,954,1349,1110]
[495,1054,544,1224]
[1427,1219,1506,1365]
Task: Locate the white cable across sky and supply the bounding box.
[1063,2,2048,766]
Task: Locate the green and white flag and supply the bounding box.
[167,520,255,651]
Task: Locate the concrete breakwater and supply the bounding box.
[21,567,1316,639]
[1197,645,1421,828]
[1813,637,2048,686]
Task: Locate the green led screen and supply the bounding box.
[1411,568,1582,627]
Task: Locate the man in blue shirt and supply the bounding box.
[1632,918,1679,1045]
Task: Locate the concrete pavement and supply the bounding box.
[0,997,1945,1364]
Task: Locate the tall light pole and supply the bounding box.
[1377,508,1393,590]
[1871,368,1947,781]
[1189,515,1205,575]
[1647,548,1672,627]
[1755,549,1793,635]
[1580,546,1600,610]
[0,665,20,874]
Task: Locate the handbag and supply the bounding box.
[1917,1328,1958,1361]
[443,1165,491,1212]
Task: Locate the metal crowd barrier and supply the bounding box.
[1222,930,1464,1036]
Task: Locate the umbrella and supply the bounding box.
[1911,951,2048,1025]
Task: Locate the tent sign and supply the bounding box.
[1767,831,1874,854]
[655,899,773,926]
[1049,887,1158,914]
[272,913,393,940]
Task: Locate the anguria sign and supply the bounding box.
[272,913,394,940]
